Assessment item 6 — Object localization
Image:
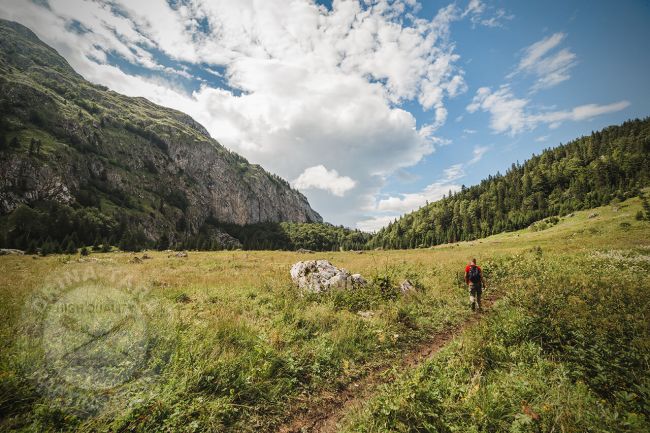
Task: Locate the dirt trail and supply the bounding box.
[277,295,500,433]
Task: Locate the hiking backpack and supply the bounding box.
[468,265,481,284]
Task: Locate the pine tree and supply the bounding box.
[26,240,38,255]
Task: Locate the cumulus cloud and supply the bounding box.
[293,165,357,197]
[356,215,399,233]
[509,32,577,91]
[0,0,480,227]
[467,86,629,135]
[375,181,459,214]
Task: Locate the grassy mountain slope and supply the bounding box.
[369,117,650,249]
[0,19,322,251]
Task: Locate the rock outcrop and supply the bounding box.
[290,260,367,293]
[0,19,321,245]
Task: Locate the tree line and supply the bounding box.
[0,200,371,254]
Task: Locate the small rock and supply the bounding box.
[357,310,375,319]
[399,279,417,294]
[0,248,25,255]
[588,212,599,219]
[296,248,314,254]
[175,251,188,258]
[351,273,367,286]
[141,253,152,260]
[353,250,364,254]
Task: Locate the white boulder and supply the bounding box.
[290,260,367,293]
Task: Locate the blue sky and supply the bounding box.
[1,0,648,230]
[392,0,650,204]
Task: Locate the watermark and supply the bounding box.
[21,266,155,405]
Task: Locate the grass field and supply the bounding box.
[0,196,649,432]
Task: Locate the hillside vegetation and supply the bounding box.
[0,19,321,253]
[369,117,650,249]
[0,194,647,432]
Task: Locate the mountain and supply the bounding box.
[0,20,322,251]
[368,117,650,249]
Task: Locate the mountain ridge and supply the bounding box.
[0,19,322,250]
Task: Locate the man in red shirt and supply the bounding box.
[465,258,486,311]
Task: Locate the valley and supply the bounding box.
[1,195,647,432]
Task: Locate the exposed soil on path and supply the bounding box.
[277,294,500,433]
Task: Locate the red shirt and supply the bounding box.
[465,264,482,284]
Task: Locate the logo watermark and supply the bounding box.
[20,265,160,413]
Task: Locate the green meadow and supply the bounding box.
[0,195,648,432]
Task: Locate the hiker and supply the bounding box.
[465,258,485,311]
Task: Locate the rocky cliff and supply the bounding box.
[0,20,321,247]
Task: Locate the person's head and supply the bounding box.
[470,258,477,265]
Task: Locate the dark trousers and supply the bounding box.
[469,284,482,310]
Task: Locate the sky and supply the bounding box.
[1,0,648,231]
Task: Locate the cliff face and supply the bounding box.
[0,20,321,243]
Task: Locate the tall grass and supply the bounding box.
[0,196,648,431]
[342,251,650,432]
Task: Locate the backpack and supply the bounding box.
[468,265,481,284]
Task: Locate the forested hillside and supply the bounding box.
[0,20,321,253]
[369,117,650,249]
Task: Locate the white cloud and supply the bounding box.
[463,1,514,28]
[395,169,420,183]
[539,101,631,122]
[469,145,488,164]
[375,181,460,214]
[467,86,531,134]
[293,165,357,197]
[356,215,399,233]
[0,0,483,227]
[442,163,465,181]
[467,86,629,135]
[509,32,577,91]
